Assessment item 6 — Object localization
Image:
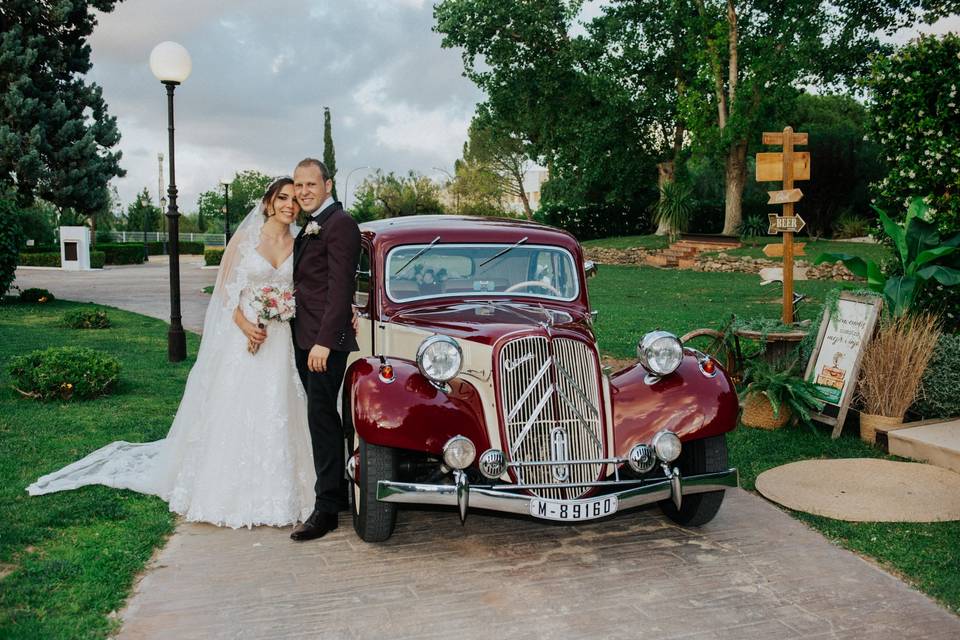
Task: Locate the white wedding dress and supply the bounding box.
[27,210,315,529]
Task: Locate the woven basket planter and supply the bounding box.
[859,413,903,445]
[741,392,791,429]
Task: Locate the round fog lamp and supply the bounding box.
[627,443,657,473]
[637,330,683,376]
[417,335,463,384]
[478,449,506,478]
[443,435,476,469]
[652,431,682,463]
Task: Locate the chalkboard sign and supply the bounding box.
[803,292,883,438]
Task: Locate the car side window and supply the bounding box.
[355,245,371,309]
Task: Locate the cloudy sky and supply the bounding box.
[88,1,958,214]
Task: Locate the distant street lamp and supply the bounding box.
[160,195,168,255]
[433,166,459,215]
[150,41,192,362]
[220,178,232,244]
[140,194,149,262]
[343,166,371,210]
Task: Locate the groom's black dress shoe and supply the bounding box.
[290,510,338,541]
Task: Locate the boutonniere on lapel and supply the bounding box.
[304,221,321,237]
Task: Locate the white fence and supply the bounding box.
[55,231,227,247]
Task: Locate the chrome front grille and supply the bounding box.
[497,336,604,499]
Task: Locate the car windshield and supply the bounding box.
[385,243,580,303]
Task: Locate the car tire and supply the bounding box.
[659,434,728,527]
[352,436,398,542]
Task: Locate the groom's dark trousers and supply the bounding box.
[294,347,349,513]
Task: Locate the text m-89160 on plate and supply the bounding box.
[528,496,618,521]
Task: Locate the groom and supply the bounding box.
[290,158,361,541]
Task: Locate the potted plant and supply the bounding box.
[739,357,827,430]
[857,313,941,443]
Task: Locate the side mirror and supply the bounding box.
[584,259,598,279]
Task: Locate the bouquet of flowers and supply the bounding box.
[248,285,296,354]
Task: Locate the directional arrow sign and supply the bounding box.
[763,242,806,258]
[767,188,803,205]
[762,131,809,146]
[756,152,811,182]
[768,213,807,235]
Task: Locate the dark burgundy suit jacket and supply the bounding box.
[292,202,361,353]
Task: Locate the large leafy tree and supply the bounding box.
[435,0,956,236]
[196,170,273,232]
[461,112,533,218]
[0,0,125,213]
[354,171,446,218]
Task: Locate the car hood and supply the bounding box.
[386,301,595,346]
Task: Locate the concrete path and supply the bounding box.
[12,256,216,333]
[118,490,960,640]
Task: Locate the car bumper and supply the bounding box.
[376,467,739,522]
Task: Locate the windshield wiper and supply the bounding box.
[478,236,528,269]
[395,235,440,275]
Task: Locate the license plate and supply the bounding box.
[529,495,618,521]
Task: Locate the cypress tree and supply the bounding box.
[0,0,125,213]
[323,107,338,201]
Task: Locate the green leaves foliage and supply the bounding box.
[0,1,125,212]
[865,32,960,232]
[62,308,111,329]
[740,357,828,429]
[0,198,23,299]
[7,346,120,401]
[816,197,960,316]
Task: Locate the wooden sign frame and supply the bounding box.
[803,292,883,438]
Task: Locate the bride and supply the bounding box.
[27,177,318,529]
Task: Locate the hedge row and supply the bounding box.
[18,251,105,268]
[22,241,205,257]
[145,241,205,255]
[538,202,651,241]
[204,248,224,266]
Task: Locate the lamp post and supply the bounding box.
[150,41,191,362]
[343,166,371,211]
[220,178,232,244]
[140,194,149,262]
[160,196,168,254]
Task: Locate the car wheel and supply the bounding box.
[659,434,728,527]
[352,436,398,542]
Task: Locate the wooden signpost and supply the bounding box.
[756,126,810,324]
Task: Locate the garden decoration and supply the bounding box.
[804,292,883,438]
[856,314,940,444]
[756,126,810,324]
[815,197,960,318]
[739,357,827,430]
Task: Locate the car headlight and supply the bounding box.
[416,335,463,384]
[637,330,683,376]
[652,431,682,463]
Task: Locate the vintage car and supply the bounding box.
[345,215,739,542]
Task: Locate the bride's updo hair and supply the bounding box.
[261,176,294,219]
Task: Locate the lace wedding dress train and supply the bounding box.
[27,212,315,529]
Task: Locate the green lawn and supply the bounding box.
[0,300,197,639]
[588,264,837,359]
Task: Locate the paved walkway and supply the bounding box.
[12,256,216,333]
[119,490,960,639]
[12,261,960,638]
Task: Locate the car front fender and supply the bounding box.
[609,354,739,454]
[346,357,492,456]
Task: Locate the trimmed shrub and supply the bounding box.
[539,201,651,241]
[7,346,120,401]
[204,248,224,266]
[91,250,105,269]
[20,244,59,254]
[19,287,55,303]
[62,308,111,329]
[0,198,22,299]
[96,243,145,265]
[18,252,60,267]
[146,240,204,255]
[911,333,960,420]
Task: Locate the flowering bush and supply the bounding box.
[865,33,960,232]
